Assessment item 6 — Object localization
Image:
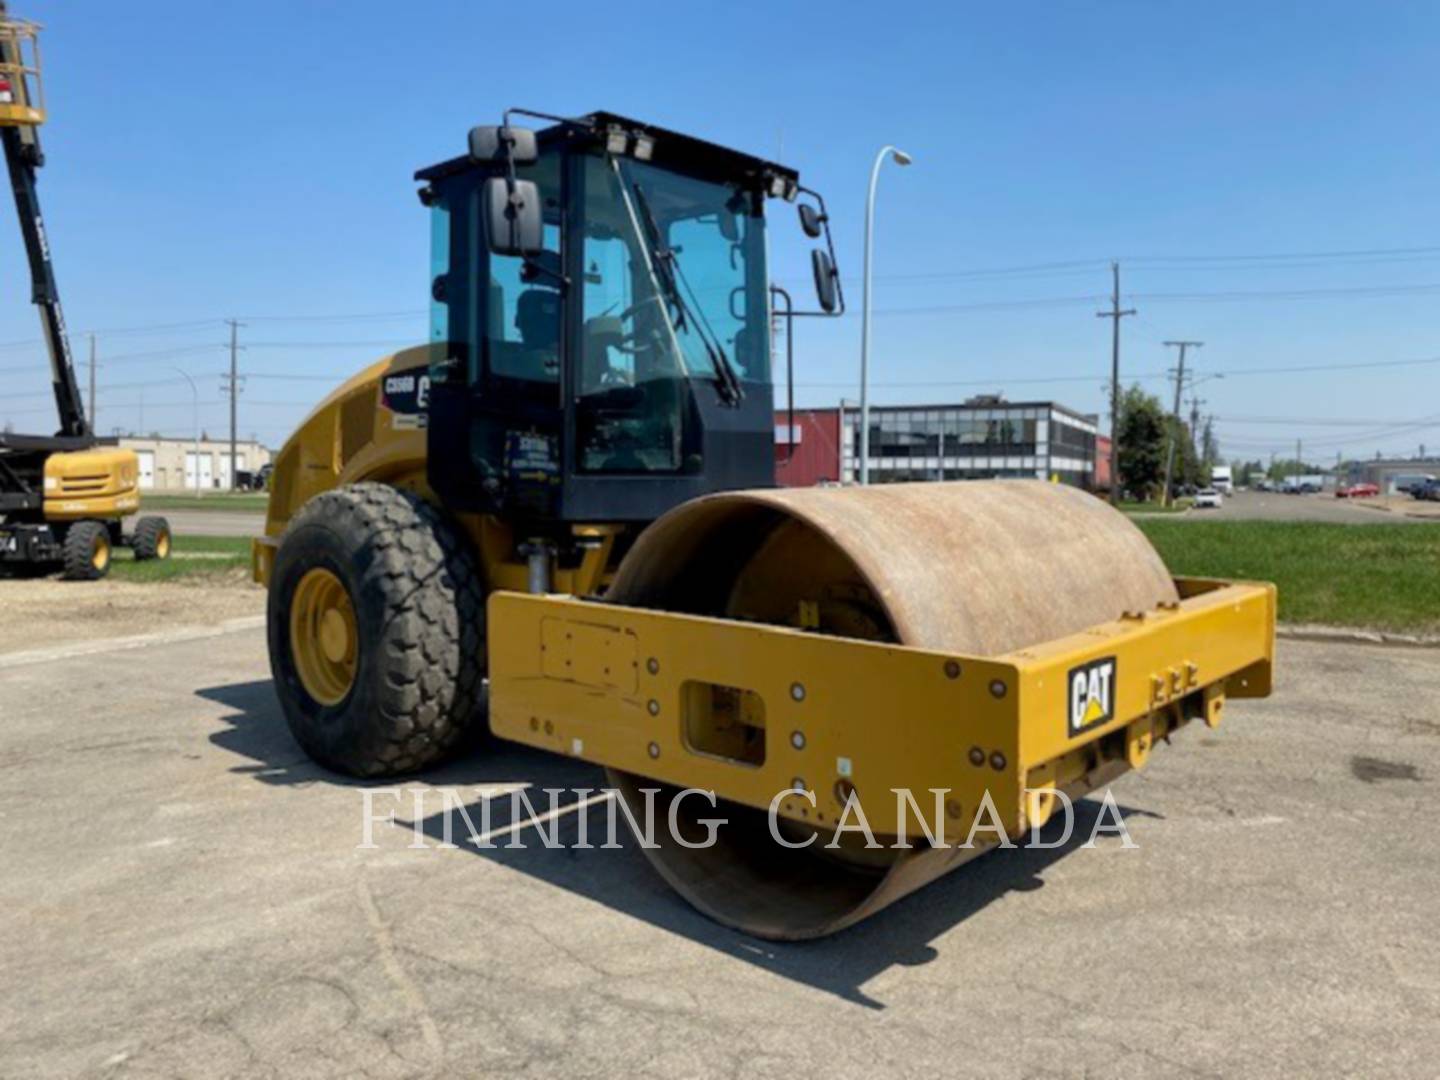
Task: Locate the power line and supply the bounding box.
[790,282,1440,320]
[239,308,427,324]
[1205,354,1440,377]
[781,244,1440,288]
[1133,283,1440,303]
[1215,414,1440,449]
[798,351,1440,390]
[1123,244,1440,264]
[244,339,420,349]
[1215,414,1439,427]
[241,373,350,382]
[0,343,224,375]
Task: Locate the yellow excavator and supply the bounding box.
[256,109,1276,939]
[0,8,170,580]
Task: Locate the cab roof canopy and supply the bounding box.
[415,110,800,194]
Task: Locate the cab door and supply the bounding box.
[426,155,566,518]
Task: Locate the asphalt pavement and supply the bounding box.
[1,623,1437,1078]
[1140,489,1434,524]
[162,508,266,538]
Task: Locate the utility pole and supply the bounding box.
[1160,340,1202,506]
[86,333,96,427]
[224,319,244,490]
[1189,394,1208,471]
[1096,262,1135,504]
[1294,439,1302,489]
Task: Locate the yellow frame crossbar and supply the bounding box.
[488,578,1276,838]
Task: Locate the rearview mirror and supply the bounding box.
[482,177,543,257]
[811,249,838,313]
[798,203,823,238]
[468,124,538,165]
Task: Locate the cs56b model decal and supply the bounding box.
[381,370,431,430]
[1068,656,1117,735]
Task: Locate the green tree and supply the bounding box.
[1267,458,1317,482]
[1233,459,1264,486]
[1116,384,1167,499]
[1201,417,1218,470]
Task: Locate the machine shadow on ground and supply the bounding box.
[199,678,1151,1008]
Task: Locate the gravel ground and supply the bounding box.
[0,572,263,655]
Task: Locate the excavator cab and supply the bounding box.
[416,111,841,524]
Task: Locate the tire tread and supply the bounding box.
[271,483,485,776]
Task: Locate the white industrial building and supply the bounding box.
[837,398,1099,488]
[118,436,273,491]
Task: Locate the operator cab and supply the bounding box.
[416,110,840,524]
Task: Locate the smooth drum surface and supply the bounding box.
[604,480,1179,939]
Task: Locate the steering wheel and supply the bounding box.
[591,295,671,360]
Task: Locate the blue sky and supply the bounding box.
[2,0,1438,463]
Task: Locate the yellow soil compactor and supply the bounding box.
[256,110,1275,939]
[0,8,169,579]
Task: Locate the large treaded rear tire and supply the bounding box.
[267,483,485,777]
[62,520,111,581]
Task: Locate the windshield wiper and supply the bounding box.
[626,176,745,407]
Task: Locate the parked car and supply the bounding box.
[1193,488,1224,509]
[1415,480,1440,502]
[1337,483,1379,498]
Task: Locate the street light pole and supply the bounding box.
[860,145,913,485]
[172,367,200,497]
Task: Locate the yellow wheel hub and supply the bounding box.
[92,534,110,571]
[156,531,171,559]
[290,568,358,705]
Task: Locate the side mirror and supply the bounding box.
[811,249,838,313]
[798,203,824,238]
[482,177,543,257]
[468,124,538,165]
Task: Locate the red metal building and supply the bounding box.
[1094,434,1113,492]
[774,409,843,487]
